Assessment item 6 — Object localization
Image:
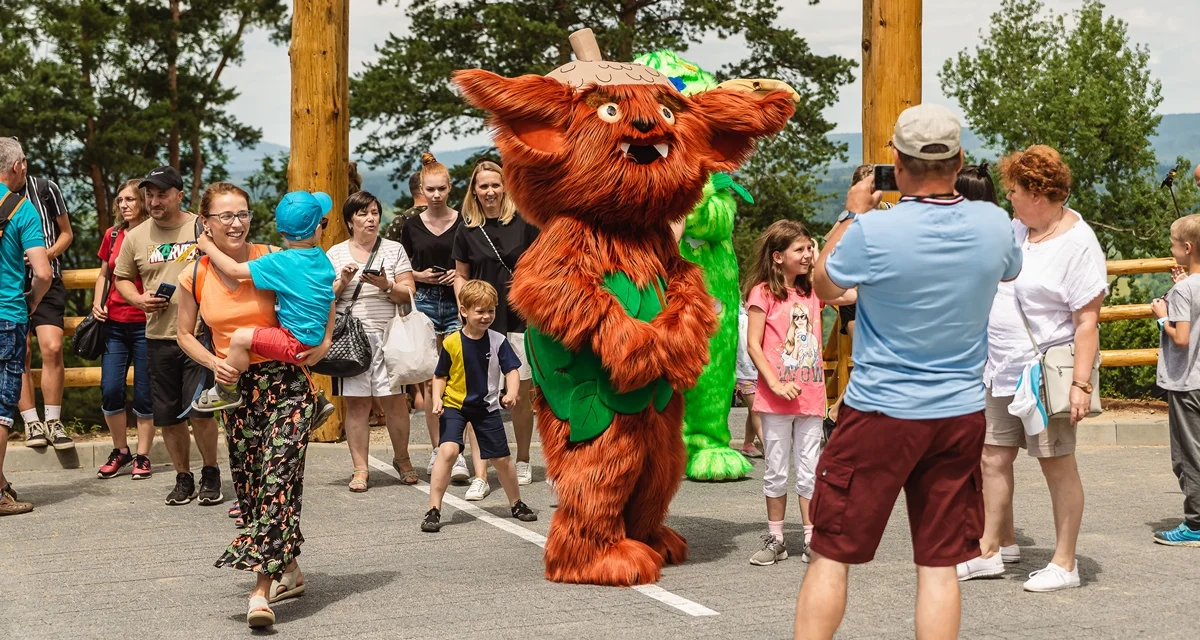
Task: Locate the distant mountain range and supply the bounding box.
[226,113,1200,211]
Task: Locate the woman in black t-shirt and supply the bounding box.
[453,160,540,488]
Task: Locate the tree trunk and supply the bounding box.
[168,0,181,169]
[190,129,203,206]
[291,0,350,442]
[616,0,638,60]
[79,26,109,229]
[861,0,922,167]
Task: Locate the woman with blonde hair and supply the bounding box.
[452,159,541,498]
[94,179,156,479]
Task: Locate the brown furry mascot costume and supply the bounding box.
[453,29,794,587]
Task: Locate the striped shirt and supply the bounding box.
[17,177,69,278]
[326,238,413,333]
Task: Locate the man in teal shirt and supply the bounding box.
[0,137,52,516]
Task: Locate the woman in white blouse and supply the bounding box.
[326,191,419,491]
[957,145,1107,593]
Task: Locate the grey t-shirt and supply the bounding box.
[1158,274,1200,391]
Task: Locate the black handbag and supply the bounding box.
[310,238,380,378]
[73,229,119,360]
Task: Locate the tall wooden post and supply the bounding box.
[861,0,922,167]
[290,0,350,442]
[832,0,922,397]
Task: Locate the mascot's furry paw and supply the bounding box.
[685,445,754,481]
[641,526,689,566]
[545,538,663,587]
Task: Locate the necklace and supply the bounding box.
[1027,207,1066,244]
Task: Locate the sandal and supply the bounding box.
[247,595,275,628]
[348,469,369,493]
[269,567,306,604]
[392,457,419,485]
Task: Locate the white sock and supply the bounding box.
[20,409,39,424]
[44,405,61,422]
[804,524,814,546]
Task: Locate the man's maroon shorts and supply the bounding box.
[808,404,985,567]
[251,327,311,364]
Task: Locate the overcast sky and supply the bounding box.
[224,0,1198,159]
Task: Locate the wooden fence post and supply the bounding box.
[290,0,350,442]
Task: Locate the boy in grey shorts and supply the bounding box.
[1150,213,1200,547]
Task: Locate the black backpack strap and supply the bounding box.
[0,191,27,241]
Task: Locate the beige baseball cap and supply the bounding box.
[892,104,962,160]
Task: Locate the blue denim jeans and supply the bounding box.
[0,320,28,429]
[100,321,152,418]
[414,284,461,335]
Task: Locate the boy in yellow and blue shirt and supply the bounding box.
[424,280,536,531]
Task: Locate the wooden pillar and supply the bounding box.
[290,0,350,442]
[862,0,922,166]
[830,0,922,398]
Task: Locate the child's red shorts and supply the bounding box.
[251,327,312,364]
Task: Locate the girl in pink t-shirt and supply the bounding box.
[744,220,847,566]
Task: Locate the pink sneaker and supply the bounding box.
[131,455,153,480]
[98,449,133,479]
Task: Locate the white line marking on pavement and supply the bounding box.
[367,455,720,617]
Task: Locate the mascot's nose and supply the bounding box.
[631,118,655,133]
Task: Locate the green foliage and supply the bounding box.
[939,0,1199,258]
[351,0,854,241]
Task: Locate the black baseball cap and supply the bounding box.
[140,165,184,192]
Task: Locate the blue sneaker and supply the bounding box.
[1153,523,1200,547]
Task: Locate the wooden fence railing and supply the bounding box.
[823,257,1175,397]
[38,258,1178,399]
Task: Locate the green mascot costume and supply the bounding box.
[634,51,754,481]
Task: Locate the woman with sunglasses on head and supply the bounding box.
[176,183,334,628]
[453,159,541,496]
[326,191,420,491]
[93,180,156,479]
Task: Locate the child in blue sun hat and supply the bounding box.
[192,191,338,415]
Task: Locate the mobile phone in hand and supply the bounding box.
[429,266,447,274]
[873,164,898,192]
[361,268,384,277]
[154,282,177,300]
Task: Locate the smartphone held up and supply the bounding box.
[873,164,899,192]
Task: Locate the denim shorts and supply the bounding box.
[414,285,461,336]
[0,320,29,428]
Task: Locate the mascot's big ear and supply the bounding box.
[688,88,796,172]
[453,70,576,156]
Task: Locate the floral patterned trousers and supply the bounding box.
[214,361,316,578]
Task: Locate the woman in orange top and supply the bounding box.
[176,183,333,629]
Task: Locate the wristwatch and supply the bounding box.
[836,210,857,224]
[1071,380,1093,394]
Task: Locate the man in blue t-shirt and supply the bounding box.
[0,138,52,516]
[795,104,1022,639]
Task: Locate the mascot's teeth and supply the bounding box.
[653,143,670,158]
[620,143,631,154]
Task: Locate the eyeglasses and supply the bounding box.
[207,210,252,225]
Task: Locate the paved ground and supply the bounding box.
[1,411,1196,639]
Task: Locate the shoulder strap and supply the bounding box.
[1013,295,1043,356]
[0,192,28,241]
[192,255,210,305]
[348,237,383,308]
[478,223,514,277]
[98,228,118,309]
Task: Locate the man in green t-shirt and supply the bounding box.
[382,172,427,242]
[0,137,52,516]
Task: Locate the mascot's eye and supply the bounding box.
[597,102,621,123]
[659,105,675,125]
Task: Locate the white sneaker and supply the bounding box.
[956,553,1005,581]
[1023,560,1080,592]
[451,455,470,482]
[515,461,533,486]
[427,450,438,477]
[464,477,491,501]
[1000,544,1021,564]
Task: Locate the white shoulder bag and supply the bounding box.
[1015,298,1102,419]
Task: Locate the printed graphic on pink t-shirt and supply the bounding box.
[746,283,825,417]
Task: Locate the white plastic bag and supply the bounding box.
[382,296,439,390]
